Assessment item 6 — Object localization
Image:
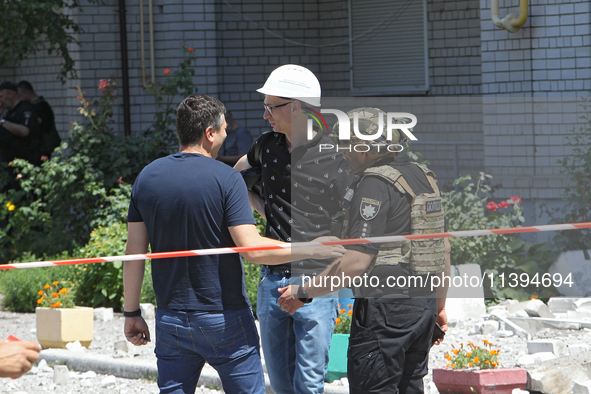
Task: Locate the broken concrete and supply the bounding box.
[549,250,591,297]
[527,340,567,356]
[524,299,555,319]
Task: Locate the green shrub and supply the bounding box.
[0,46,197,264]
[443,173,557,300]
[0,258,76,313]
[543,99,591,253]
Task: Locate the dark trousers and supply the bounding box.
[347,297,437,394]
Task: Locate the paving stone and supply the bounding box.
[53,365,69,385]
[527,340,567,356]
[524,299,555,318]
[94,307,114,322]
[140,303,155,320]
[573,381,591,394]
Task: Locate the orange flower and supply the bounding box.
[491,362,497,367]
[489,350,497,356]
[340,309,346,314]
[451,363,456,368]
[52,292,58,298]
[38,290,43,296]
[531,295,538,300]
[59,288,68,294]
[466,352,472,357]
[37,297,44,304]
[446,363,450,367]
[335,317,341,325]
[53,281,59,285]
[44,284,50,289]
[452,349,459,355]
[347,304,353,308]
[55,301,61,308]
[468,362,472,367]
[473,357,480,363]
[50,303,55,308]
[485,360,490,364]
[163,68,171,74]
[348,310,353,315]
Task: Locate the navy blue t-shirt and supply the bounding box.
[128,153,255,311]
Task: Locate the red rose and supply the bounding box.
[163,68,171,74]
[486,201,499,212]
[510,196,522,205]
[499,200,509,209]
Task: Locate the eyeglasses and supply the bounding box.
[263,101,291,115]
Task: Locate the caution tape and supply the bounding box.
[1,222,590,271]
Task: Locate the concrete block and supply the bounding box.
[480,321,500,335]
[94,307,114,322]
[573,381,591,394]
[549,250,591,297]
[53,365,69,385]
[445,265,486,321]
[575,298,591,311]
[101,375,116,387]
[140,303,155,320]
[548,297,578,313]
[495,330,514,338]
[569,345,589,354]
[524,299,555,318]
[512,390,529,394]
[527,340,567,356]
[510,310,529,318]
[567,310,591,320]
[507,301,530,314]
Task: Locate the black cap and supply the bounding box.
[0,81,18,92]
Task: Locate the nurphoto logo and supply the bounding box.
[304,108,418,153]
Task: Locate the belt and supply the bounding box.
[264,265,292,277]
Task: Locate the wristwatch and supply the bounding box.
[123,308,142,317]
[297,286,313,304]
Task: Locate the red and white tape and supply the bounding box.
[1,222,590,271]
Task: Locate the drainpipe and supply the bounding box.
[491,0,528,33]
[118,0,131,136]
[139,0,156,88]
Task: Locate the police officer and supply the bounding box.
[0,81,41,191]
[278,108,451,394]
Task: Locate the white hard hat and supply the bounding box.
[257,64,321,107]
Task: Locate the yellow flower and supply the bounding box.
[7,204,15,211]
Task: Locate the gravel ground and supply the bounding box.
[2,305,591,393]
[0,311,221,394]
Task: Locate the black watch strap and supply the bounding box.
[123,308,142,317]
[297,286,313,304]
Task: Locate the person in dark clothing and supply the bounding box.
[16,80,61,159]
[278,108,451,394]
[0,81,41,192]
[216,110,252,166]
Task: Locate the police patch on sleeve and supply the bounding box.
[360,197,381,221]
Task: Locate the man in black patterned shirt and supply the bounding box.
[235,65,356,394]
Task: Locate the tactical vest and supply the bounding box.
[360,163,446,276]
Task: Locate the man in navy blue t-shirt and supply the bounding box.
[123,95,344,394]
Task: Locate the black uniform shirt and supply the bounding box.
[0,100,41,165]
[32,96,59,156]
[248,130,356,273]
[347,155,434,259]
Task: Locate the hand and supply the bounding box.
[434,307,448,346]
[0,340,40,378]
[305,236,347,259]
[277,285,304,315]
[124,316,151,346]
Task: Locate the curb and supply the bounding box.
[40,349,349,394]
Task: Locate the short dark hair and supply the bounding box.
[0,81,17,92]
[176,95,226,146]
[16,80,34,93]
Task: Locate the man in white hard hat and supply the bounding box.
[235,65,356,393]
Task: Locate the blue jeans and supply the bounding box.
[155,308,265,394]
[257,266,339,394]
